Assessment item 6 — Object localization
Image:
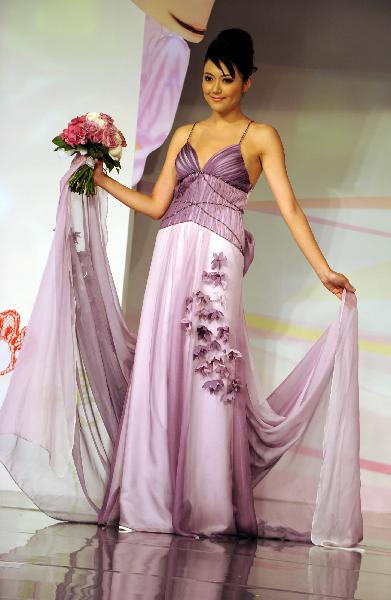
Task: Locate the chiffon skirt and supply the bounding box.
[98,220,362,546]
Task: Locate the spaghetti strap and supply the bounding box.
[239,119,254,144]
[187,122,197,143]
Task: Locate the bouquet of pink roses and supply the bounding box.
[52,112,127,197]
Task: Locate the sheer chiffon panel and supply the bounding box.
[0,159,80,479]
[243,289,362,546]
[0,155,136,520]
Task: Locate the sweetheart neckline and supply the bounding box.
[183,141,254,190]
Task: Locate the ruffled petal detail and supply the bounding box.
[195,361,214,376]
[222,391,236,404]
[210,355,225,367]
[216,326,230,344]
[211,251,228,271]
[227,348,242,361]
[180,317,192,333]
[71,230,81,245]
[202,379,224,394]
[215,364,230,379]
[185,296,193,312]
[208,339,221,352]
[202,271,212,284]
[227,378,241,393]
[197,325,213,342]
[193,344,209,360]
[202,271,227,289]
[207,309,224,322]
[193,290,211,305]
[195,307,210,320]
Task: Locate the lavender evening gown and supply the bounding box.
[0,121,362,547]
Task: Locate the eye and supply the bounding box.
[203,75,233,83]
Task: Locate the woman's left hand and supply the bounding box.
[320,270,356,300]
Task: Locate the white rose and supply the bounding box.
[108,145,122,161]
[86,112,106,128]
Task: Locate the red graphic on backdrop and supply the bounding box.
[0,310,27,376]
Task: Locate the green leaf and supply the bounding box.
[52,137,74,151]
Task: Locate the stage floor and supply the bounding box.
[0,506,390,599]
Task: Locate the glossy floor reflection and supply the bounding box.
[0,507,390,599]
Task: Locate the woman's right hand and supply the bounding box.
[320,269,356,301]
[93,159,105,186]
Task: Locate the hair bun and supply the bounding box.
[204,28,257,81]
[217,28,254,52]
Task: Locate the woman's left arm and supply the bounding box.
[258,125,356,300]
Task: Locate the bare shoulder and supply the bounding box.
[249,122,284,152]
[162,124,194,164]
[171,123,194,145]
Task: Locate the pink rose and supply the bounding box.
[69,115,86,126]
[100,113,114,124]
[84,120,104,143]
[118,129,127,147]
[91,128,104,144]
[62,123,87,146]
[102,124,119,148]
[84,120,99,134]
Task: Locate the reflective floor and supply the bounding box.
[0,507,390,599]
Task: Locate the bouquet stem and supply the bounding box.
[68,164,96,197]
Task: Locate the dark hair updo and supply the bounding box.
[204,28,258,82]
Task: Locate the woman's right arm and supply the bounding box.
[93,125,190,220]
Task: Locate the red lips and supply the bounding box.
[169,13,206,35]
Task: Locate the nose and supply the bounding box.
[211,79,222,94]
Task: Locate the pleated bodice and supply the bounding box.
[159,122,254,255]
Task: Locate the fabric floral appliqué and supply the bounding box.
[71,230,81,245]
[211,251,228,270]
[180,250,242,404]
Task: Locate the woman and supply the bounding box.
[93,29,362,546]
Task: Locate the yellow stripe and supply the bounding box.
[245,312,391,356]
[245,312,321,340]
[358,339,391,356]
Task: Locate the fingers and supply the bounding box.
[344,279,356,293]
[340,273,356,294]
[93,160,104,173]
[323,273,356,299]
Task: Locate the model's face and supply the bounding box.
[131,0,215,43]
[202,59,252,113]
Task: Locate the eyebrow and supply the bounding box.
[203,71,233,77]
